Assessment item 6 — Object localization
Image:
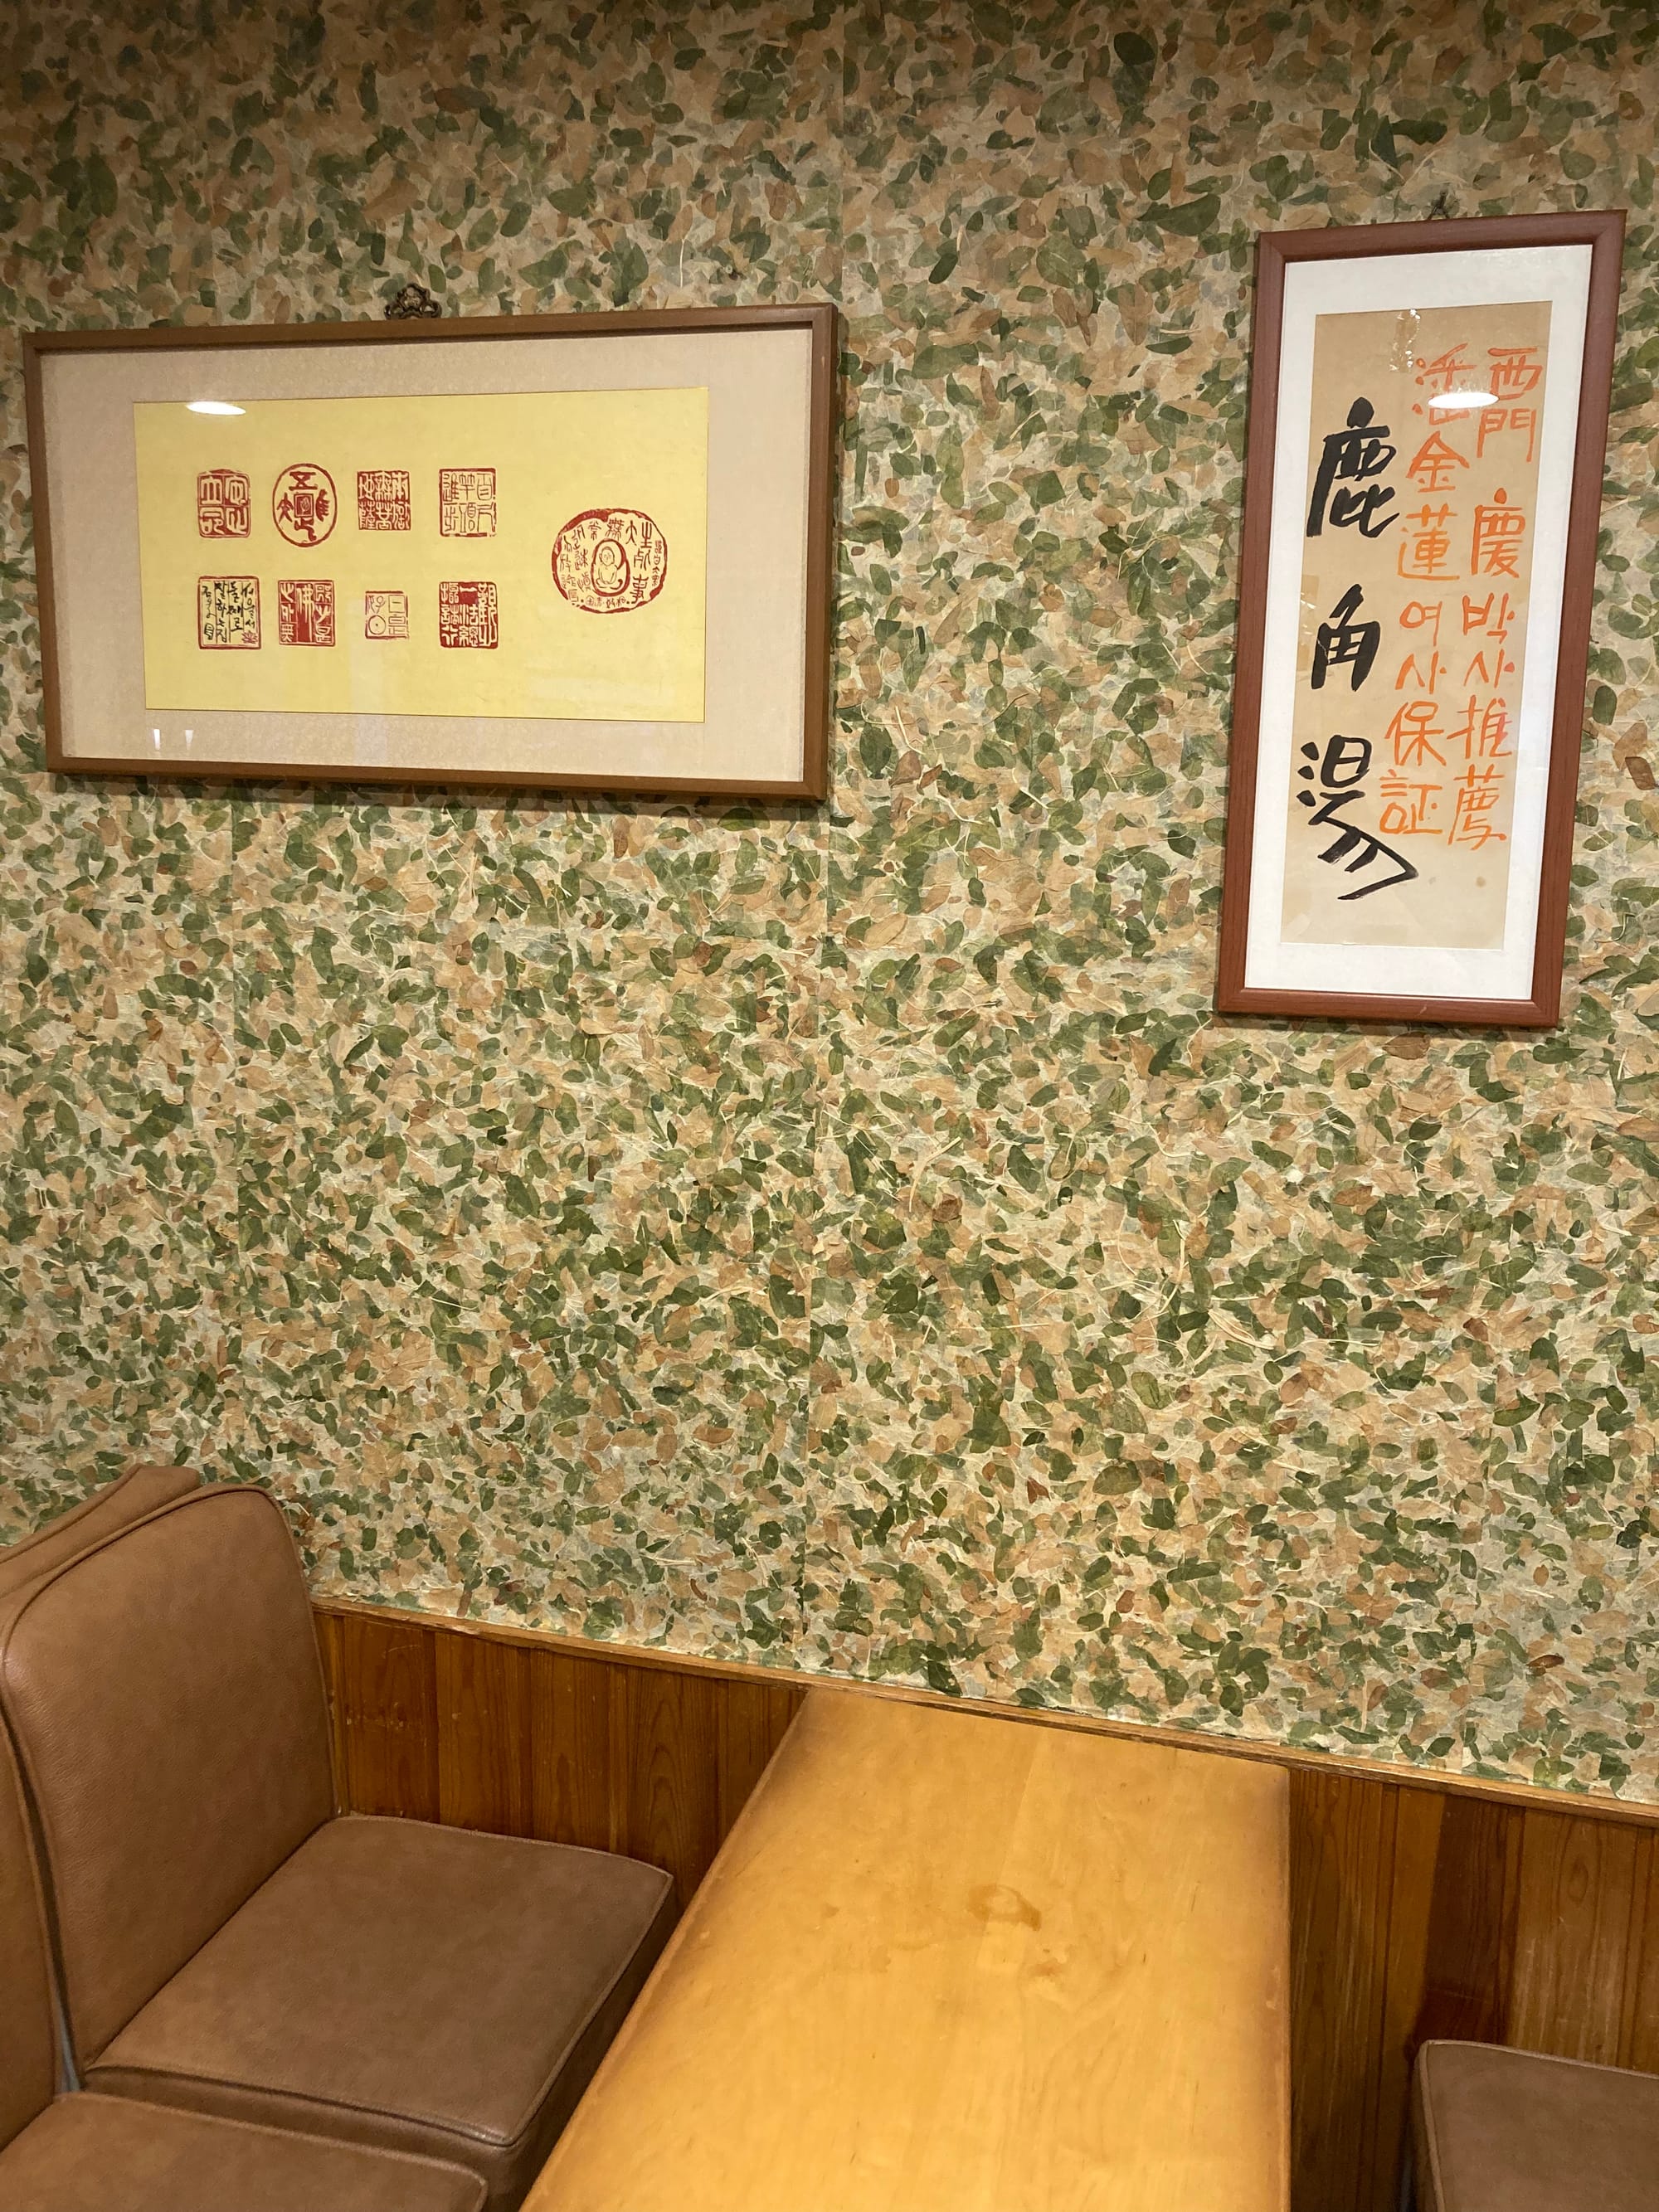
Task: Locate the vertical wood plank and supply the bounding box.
[435,1629,535,1835]
[1506,1809,1642,2064]
[530,1648,620,1855]
[324,1610,440,1821]
[1367,1787,1447,2212]
[1289,1767,1397,2212]
[312,1608,352,1809]
[620,1665,725,1909]
[717,1675,807,1837]
[1618,1830,1659,2072]
[1411,1794,1525,2050]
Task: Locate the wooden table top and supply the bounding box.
[528,1685,1289,2212]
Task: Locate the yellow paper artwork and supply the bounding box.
[134,386,709,722]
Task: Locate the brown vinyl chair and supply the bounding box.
[0,1481,675,2212]
[0,1711,485,2210]
[0,1461,200,1599]
[1413,2039,1659,2211]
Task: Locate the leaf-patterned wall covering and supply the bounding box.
[2,0,1657,1800]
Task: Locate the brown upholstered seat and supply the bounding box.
[0,2095,488,2212]
[0,1483,675,2212]
[93,1816,674,2204]
[1413,2039,1659,2211]
[0,1461,199,1599]
[0,1691,484,2211]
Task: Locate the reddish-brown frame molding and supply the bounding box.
[23,301,840,803]
[1215,211,1626,1029]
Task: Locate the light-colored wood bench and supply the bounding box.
[528,1685,1289,2212]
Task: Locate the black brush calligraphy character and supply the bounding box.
[1317,733,1371,788]
[1294,734,1418,899]
[1307,398,1398,539]
[1311,586,1381,693]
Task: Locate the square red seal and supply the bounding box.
[197,469,251,538]
[278,577,337,647]
[439,467,496,537]
[197,576,260,649]
[358,469,412,531]
[437,580,499,649]
[364,589,409,639]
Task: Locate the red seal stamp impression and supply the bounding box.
[358,469,411,532]
[197,576,260,649]
[552,509,668,613]
[197,469,251,538]
[437,580,499,649]
[364,589,409,639]
[278,578,337,646]
[439,468,496,537]
[273,464,337,547]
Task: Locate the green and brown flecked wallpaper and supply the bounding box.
[2,0,1657,1799]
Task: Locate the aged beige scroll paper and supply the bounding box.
[1282,299,1551,950]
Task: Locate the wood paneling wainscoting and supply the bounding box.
[1290,1767,1659,2212]
[314,1600,1659,2212]
[313,1601,803,1911]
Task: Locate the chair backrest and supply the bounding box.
[0,1720,56,2151]
[0,1485,335,2064]
[0,1462,201,1602]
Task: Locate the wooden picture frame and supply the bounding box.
[24,302,839,801]
[1216,211,1624,1028]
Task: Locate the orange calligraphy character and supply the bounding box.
[1461,590,1514,640]
[1400,599,1444,642]
[1449,761,1508,848]
[1472,697,1511,759]
[1451,694,1486,756]
[1472,489,1526,579]
[1378,775,1444,835]
[1461,649,1512,689]
[1395,649,1443,692]
[1384,698,1448,770]
[1414,345,1475,396]
[1404,429,1470,493]
[1476,406,1539,464]
[1398,503,1461,581]
[1486,345,1545,397]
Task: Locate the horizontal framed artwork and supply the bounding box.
[24,301,839,800]
[1216,211,1625,1028]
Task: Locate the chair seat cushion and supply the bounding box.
[87,1815,674,2210]
[0,2091,484,2211]
[1414,2039,1659,2212]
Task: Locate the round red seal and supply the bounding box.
[273,463,338,547]
[552,508,669,613]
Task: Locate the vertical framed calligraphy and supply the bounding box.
[1217,211,1624,1028]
